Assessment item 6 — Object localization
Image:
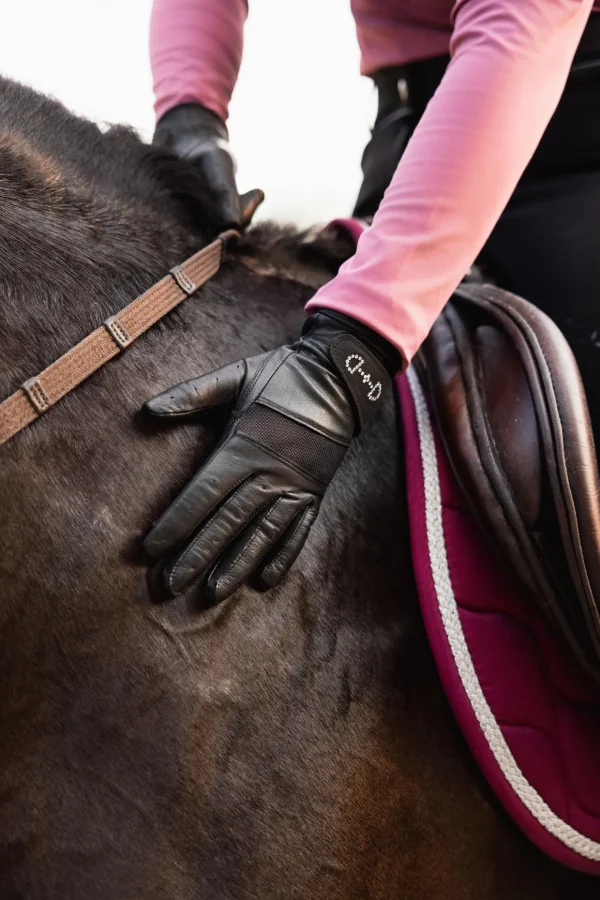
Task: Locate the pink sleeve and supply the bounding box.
[307,0,594,366]
[150,0,248,122]
[350,0,453,72]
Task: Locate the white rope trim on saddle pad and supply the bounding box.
[406,366,600,863]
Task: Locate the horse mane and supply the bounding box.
[0,76,353,405]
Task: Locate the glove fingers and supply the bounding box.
[193,148,242,228]
[163,479,277,595]
[206,494,308,604]
[255,502,319,590]
[144,360,245,419]
[144,450,250,557]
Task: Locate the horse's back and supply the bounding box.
[0,76,597,899]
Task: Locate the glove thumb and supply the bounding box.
[144,360,246,420]
[239,189,265,228]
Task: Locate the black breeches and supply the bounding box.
[481,171,600,434]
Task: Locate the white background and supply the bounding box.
[0,0,375,226]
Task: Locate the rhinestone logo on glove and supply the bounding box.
[345,354,382,402]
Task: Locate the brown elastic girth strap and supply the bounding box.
[0,230,239,448]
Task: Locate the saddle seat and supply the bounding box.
[420,282,600,679]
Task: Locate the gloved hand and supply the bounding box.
[144,311,401,604]
[153,102,263,230]
[353,68,415,220]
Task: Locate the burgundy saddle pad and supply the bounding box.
[398,369,600,875]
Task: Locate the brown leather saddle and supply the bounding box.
[419,282,600,680]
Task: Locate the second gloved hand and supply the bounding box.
[153,102,263,230]
[144,311,400,604]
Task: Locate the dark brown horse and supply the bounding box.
[0,77,596,899]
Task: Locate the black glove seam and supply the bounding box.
[168,486,263,594]
[235,434,334,487]
[162,471,253,582]
[260,501,314,584]
[202,495,278,595]
[236,350,292,412]
[167,486,255,591]
[148,403,224,420]
[210,497,284,595]
[238,353,272,408]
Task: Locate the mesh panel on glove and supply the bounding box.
[236,403,347,484]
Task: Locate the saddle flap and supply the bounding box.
[478,324,541,523]
[421,283,600,678]
[420,299,546,597]
[472,320,542,527]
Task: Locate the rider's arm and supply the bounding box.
[150,0,248,123]
[307,0,594,366]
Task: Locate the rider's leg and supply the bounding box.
[480,39,600,433]
[352,56,448,219]
[480,171,600,434]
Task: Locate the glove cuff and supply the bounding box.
[303,310,401,432]
[304,309,404,377]
[153,103,229,147]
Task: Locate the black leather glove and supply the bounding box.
[153,102,263,230]
[353,58,449,219]
[144,311,401,604]
[353,68,415,220]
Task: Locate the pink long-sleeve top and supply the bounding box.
[150,0,596,366]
